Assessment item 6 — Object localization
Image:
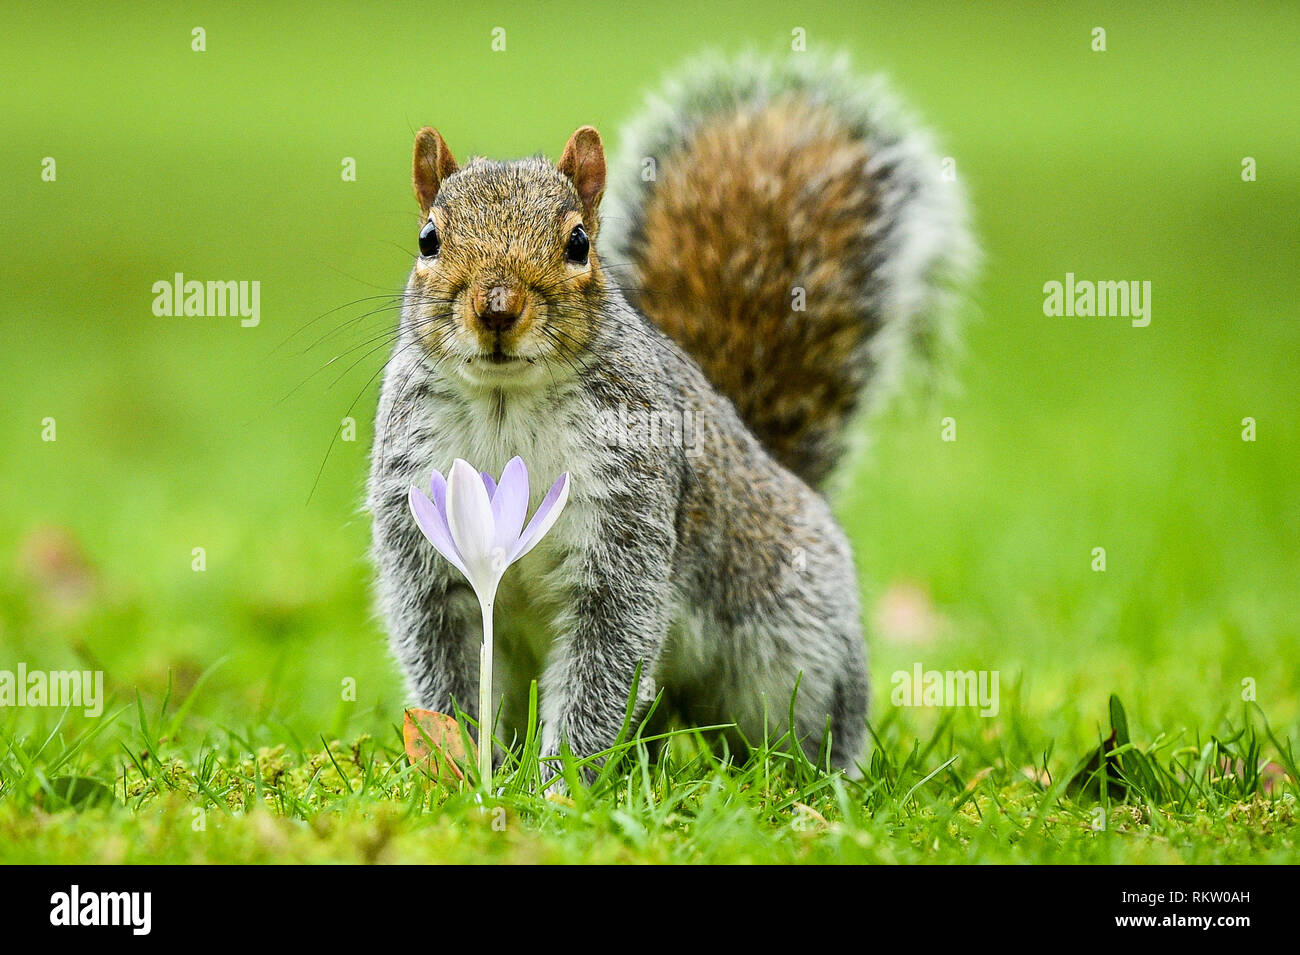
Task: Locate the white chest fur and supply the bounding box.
[406,381,609,664]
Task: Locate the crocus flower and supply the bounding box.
[408,456,570,787]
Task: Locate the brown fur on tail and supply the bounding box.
[603,54,973,488]
[620,97,879,487]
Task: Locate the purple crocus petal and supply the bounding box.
[480,471,497,499]
[408,486,470,580]
[509,472,570,563]
[429,469,448,517]
[491,456,529,556]
[446,458,499,595]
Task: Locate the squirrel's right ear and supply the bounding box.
[558,126,606,222]
[412,127,459,214]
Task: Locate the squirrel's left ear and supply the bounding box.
[413,126,459,215]
[558,126,606,223]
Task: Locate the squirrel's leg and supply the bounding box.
[372,490,482,725]
[389,576,482,718]
[537,522,676,787]
[826,637,869,778]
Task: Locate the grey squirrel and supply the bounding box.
[367,53,972,780]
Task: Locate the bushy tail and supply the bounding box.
[602,53,975,488]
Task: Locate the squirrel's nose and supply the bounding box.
[473,283,525,333]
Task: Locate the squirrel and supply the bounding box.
[367,53,972,780]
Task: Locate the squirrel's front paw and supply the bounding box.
[536,745,603,796]
[537,750,568,797]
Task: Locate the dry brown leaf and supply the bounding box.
[873,580,948,647]
[404,709,473,785]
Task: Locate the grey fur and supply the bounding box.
[368,290,867,776]
[369,54,971,782]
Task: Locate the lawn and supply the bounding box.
[0,1,1297,863]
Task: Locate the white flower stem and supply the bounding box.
[477,596,494,791]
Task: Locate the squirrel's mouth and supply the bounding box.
[457,348,544,390]
[453,337,547,389]
[466,346,534,370]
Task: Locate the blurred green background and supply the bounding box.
[1,0,1297,756]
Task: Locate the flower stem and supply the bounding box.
[478,597,494,791]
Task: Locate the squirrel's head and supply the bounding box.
[405,125,609,389]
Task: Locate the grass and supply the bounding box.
[1,1,1298,863]
[1,685,1295,864]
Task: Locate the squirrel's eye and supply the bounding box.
[566,224,589,264]
[419,219,441,258]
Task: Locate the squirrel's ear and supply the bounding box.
[412,127,459,214]
[558,125,606,222]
